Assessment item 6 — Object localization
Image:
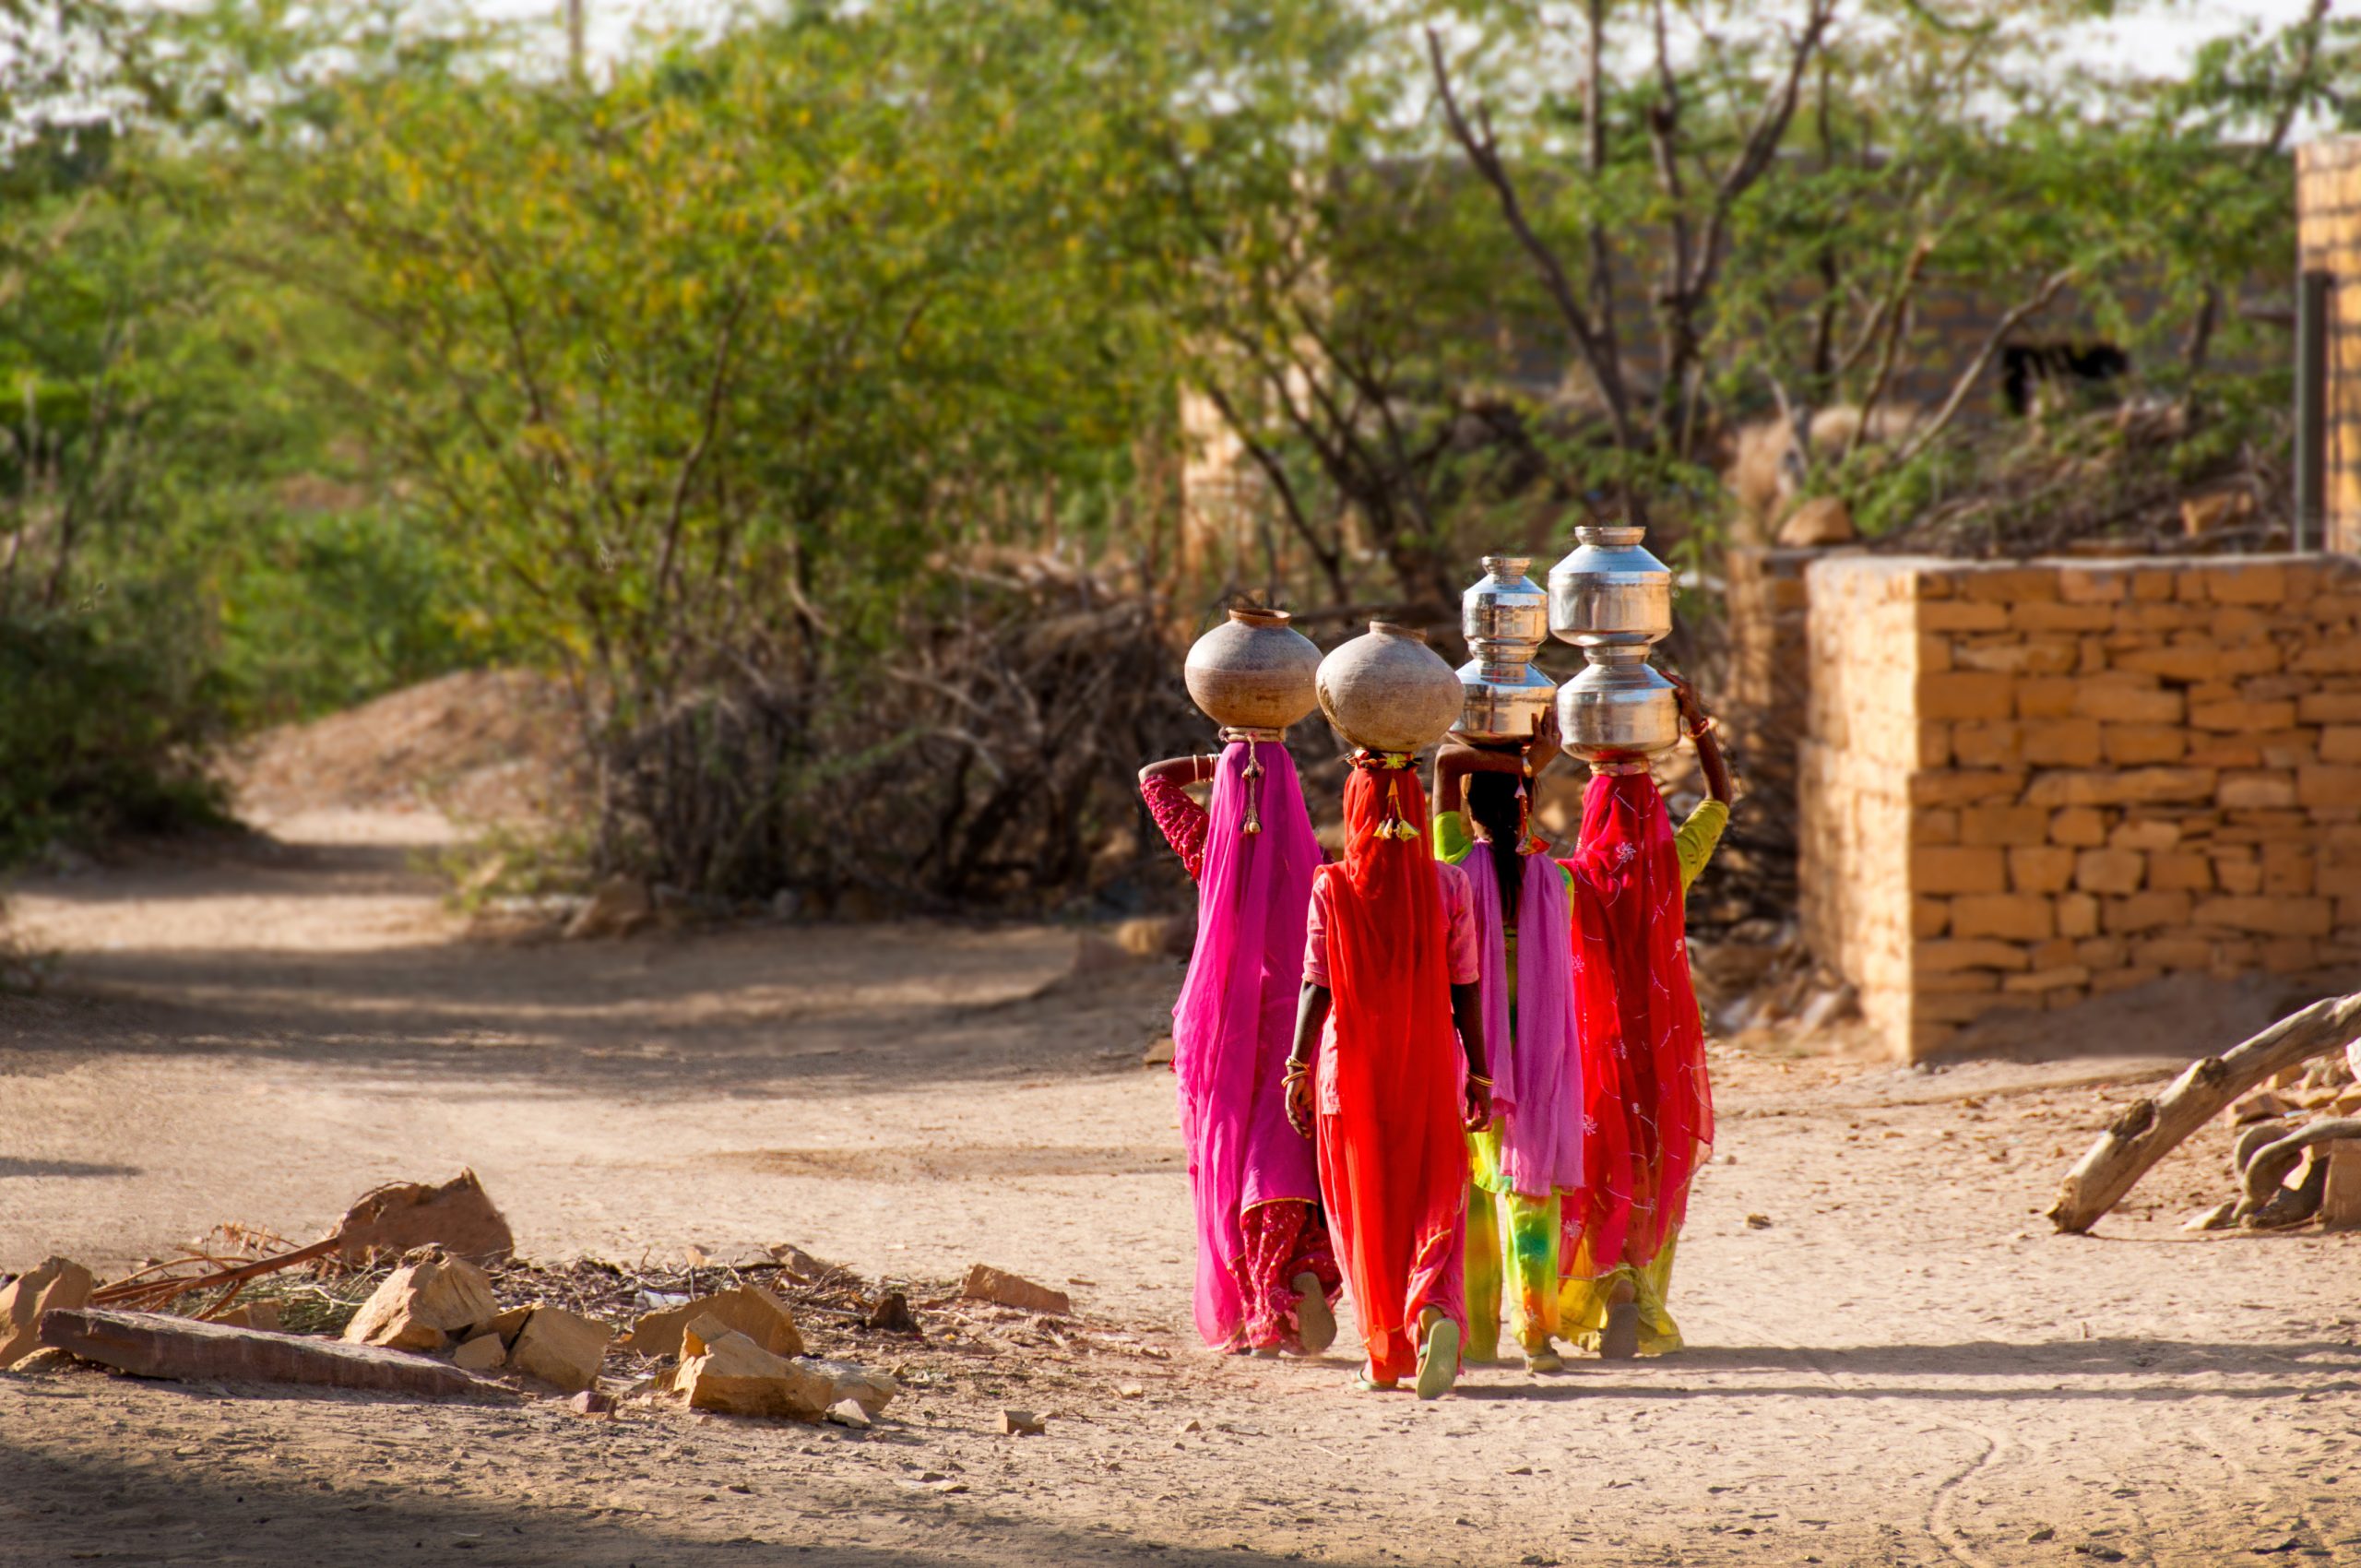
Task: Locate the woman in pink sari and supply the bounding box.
[1140,740,1342,1355]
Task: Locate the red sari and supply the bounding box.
[1309,761,1469,1384]
[1563,767,1713,1275]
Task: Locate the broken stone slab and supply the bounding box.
[1000,1408,1046,1436]
[325,1170,515,1268]
[342,1248,499,1354]
[825,1398,872,1430]
[2,1256,95,1369]
[506,1305,611,1394]
[622,1282,803,1360]
[804,1357,898,1417]
[485,1304,534,1348]
[677,1329,834,1420]
[452,1332,509,1372]
[961,1265,1071,1317]
[40,1308,492,1397]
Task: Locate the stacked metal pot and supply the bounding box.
[1548,524,1679,761]
[1452,556,1556,745]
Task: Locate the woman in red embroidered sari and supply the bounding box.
[1561,676,1733,1360]
[1283,753,1491,1398]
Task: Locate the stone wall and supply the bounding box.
[2297,138,2361,555]
[1725,547,1819,816]
[1796,552,2361,1061]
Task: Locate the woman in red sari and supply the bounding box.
[1284,753,1492,1398]
[1561,676,1733,1360]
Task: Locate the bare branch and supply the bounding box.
[1896,267,2078,468]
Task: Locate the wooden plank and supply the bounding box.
[39,1308,496,1398]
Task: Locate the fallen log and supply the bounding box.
[39,1308,495,1397]
[2047,992,2361,1234]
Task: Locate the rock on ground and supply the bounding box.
[1,1257,94,1369]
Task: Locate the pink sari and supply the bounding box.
[1459,845,1586,1200]
[1170,740,1323,1348]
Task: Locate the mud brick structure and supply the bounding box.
[1795,552,2361,1061]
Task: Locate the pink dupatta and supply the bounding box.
[1459,844,1586,1200]
[1169,739,1322,1348]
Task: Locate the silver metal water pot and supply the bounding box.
[1461,554,1548,661]
[1558,646,1680,760]
[1453,659,1557,745]
[1548,526,1673,648]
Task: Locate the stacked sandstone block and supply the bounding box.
[2297,137,2361,555]
[1726,547,1819,813]
[1797,552,2361,1061]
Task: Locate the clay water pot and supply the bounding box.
[1183,607,1322,731]
[1558,647,1680,761]
[1548,525,1674,648]
[1315,622,1465,754]
[1453,658,1557,745]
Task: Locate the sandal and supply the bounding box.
[1350,1372,1397,1393]
[1415,1315,1461,1401]
[1293,1273,1337,1357]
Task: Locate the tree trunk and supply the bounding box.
[2047,992,2361,1234]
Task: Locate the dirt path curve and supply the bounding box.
[5,807,2360,1568]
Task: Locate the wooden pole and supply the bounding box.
[565,0,586,79]
[2047,991,2361,1234]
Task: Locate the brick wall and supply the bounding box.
[1797,552,2361,1061]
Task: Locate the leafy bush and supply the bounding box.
[0,611,230,859]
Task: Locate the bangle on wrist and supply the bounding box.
[1466,1072,1493,1089]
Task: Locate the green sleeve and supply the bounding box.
[1675,800,1728,893]
[1431,809,1474,865]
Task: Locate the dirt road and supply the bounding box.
[4,805,2359,1567]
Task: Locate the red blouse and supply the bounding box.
[1141,775,1211,883]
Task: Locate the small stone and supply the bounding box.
[962,1265,1071,1317]
[826,1399,873,1430]
[0,1347,79,1376]
[1117,1384,1145,1399]
[341,1248,498,1354]
[0,1256,95,1369]
[1140,1036,1177,1067]
[1001,1408,1047,1436]
[212,1301,281,1333]
[2181,1201,2238,1232]
[2230,1089,2289,1125]
[1775,495,1857,549]
[867,1290,918,1334]
[1177,1419,1203,1434]
[507,1306,611,1394]
[452,1333,508,1372]
[766,1242,837,1283]
[1745,1214,1773,1229]
[562,1389,616,1420]
[1506,1464,1533,1475]
[2029,1526,2056,1542]
[564,874,653,940]
[803,1357,899,1416]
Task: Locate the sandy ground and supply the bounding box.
[5,805,2361,1568]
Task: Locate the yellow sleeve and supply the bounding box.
[1675,800,1728,894]
[1431,809,1475,865]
